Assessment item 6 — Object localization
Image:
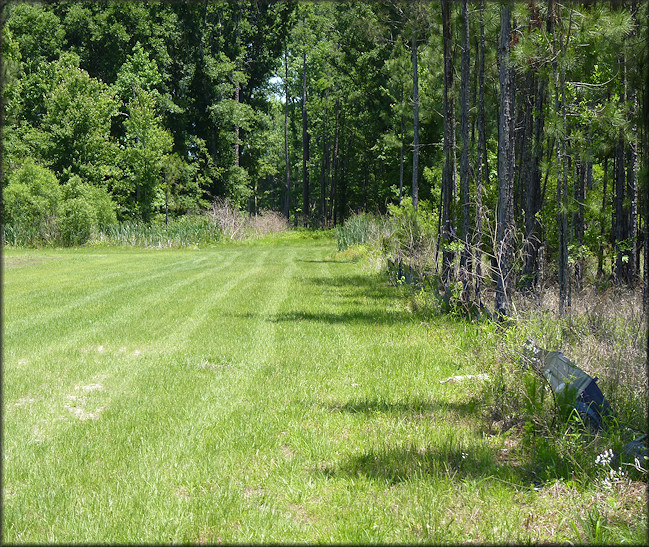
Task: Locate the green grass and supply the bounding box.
[3,239,646,543]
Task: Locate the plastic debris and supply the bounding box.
[524,341,614,430]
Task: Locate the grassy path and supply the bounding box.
[3,240,645,543]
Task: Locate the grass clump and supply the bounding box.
[335,212,374,251]
[93,215,222,248]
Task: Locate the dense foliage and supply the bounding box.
[1,1,647,308]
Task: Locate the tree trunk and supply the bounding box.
[320,102,327,224]
[615,40,632,283]
[627,89,639,283]
[615,131,629,282]
[234,80,240,168]
[522,74,545,288]
[399,82,405,206]
[284,47,290,219]
[474,0,486,306]
[495,4,515,318]
[441,0,453,283]
[329,99,339,225]
[459,0,471,299]
[597,156,608,279]
[514,70,531,229]
[412,31,419,210]
[302,49,309,227]
[560,42,571,311]
[338,115,350,223]
[550,0,570,315]
[233,8,242,172]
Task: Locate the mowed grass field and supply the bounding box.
[2,238,645,543]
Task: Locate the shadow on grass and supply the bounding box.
[315,396,531,487]
[296,259,345,264]
[322,397,480,419]
[305,273,396,301]
[321,444,529,486]
[266,309,415,326]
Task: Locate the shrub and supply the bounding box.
[247,210,289,237]
[59,196,96,245]
[206,200,289,240]
[3,160,61,244]
[207,199,246,240]
[384,198,437,268]
[61,175,117,236]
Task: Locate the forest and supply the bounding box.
[1,0,648,315]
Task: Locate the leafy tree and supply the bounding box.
[40,53,119,187]
[61,175,117,229]
[118,86,173,221]
[4,2,65,73]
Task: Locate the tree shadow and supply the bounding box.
[266,309,415,326]
[296,259,344,264]
[321,397,480,419]
[305,274,396,301]
[314,395,531,487]
[320,444,529,487]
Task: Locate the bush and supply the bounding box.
[247,210,289,236]
[207,200,290,240]
[59,196,96,245]
[3,160,61,244]
[207,199,247,239]
[384,198,437,271]
[61,175,117,230]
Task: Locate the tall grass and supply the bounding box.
[3,205,292,249]
[96,216,222,248]
[336,213,374,251]
[2,215,222,248]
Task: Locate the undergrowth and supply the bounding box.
[336,210,647,493]
[3,200,295,249]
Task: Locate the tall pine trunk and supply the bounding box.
[320,98,328,224]
[459,0,471,298]
[597,156,608,279]
[302,49,309,227]
[573,157,585,292]
[475,0,487,306]
[522,73,545,288]
[412,32,419,210]
[399,82,405,206]
[550,0,570,315]
[283,47,290,220]
[441,0,453,283]
[628,90,639,283]
[495,4,515,318]
[329,99,339,225]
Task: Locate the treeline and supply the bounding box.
[1,2,647,307]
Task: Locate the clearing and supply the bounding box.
[2,238,645,543]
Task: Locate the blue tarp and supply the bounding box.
[531,348,615,429]
[525,340,647,463]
